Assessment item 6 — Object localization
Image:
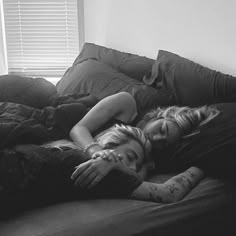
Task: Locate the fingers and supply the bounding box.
[71,161,90,181]
[76,170,97,188]
[91,152,101,159]
[74,166,95,187]
[92,149,124,162]
[92,150,114,161]
[87,175,104,189]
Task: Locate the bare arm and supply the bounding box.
[69,92,137,157]
[71,149,148,188]
[130,166,204,203]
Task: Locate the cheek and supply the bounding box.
[144,124,157,136]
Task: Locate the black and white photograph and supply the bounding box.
[0,0,235,235]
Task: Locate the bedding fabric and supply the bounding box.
[0,144,142,219]
[0,75,57,108]
[68,42,155,82]
[143,50,236,106]
[1,44,236,236]
[57,45,175,116]
[0,174,235,236]
[0,94,97,148]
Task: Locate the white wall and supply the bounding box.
[84,0,236,76]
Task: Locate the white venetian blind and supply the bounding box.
[3,0,79,78]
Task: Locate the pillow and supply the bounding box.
[0,75,57,108]
[143,50,236,106]
[72,42,154,82]
[57,59,174,115]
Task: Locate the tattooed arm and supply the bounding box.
[130,166,204,203]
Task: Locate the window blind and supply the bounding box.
[3,0,79,78]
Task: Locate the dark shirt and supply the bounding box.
[0,144,142,215]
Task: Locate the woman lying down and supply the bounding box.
[0,125,204,208]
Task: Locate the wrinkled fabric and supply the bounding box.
[0,144,142,216]
[0,75,57,108]
[144,50,236,106]
[0,94,98,148]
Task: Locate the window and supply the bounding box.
[3,0,80,79]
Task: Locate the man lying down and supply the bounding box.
[0,125,203,215]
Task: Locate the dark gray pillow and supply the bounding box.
[0,75,57,108]
[143,50,236,106]
[72,42,154,82]
[57,59,173,115]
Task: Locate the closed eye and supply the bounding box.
[127,149,138,161]
[165,122,169,135]
[160,123,166,135]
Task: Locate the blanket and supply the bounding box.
[0,93,98,148]
[0,144,142,218]
[0,93,144,218]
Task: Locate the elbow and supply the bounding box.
[69,124,82,139]
[69,125,76,138]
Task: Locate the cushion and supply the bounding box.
[0,75,57,108]
[143,50,236,106]
[71,42,154,82]
[57,59,174,116]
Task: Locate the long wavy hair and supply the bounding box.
[142,105,220,138]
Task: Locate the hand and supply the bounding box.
[92,149,124,162]
[71,157,116,189]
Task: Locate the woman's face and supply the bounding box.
[143,118,182,148]
[112,139,145,172]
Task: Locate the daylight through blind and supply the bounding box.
[3,0,79,78]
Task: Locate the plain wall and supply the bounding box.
[84,0,236,76]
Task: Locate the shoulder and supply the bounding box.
[108,92,136,105]
[102,92,137,119]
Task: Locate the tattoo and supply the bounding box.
[148,185,163,202]
[150,185,158,192]
[164,184,180,194]
[176,174,194,188]
[186,170,196,178]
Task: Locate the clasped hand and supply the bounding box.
[71,149,124,189]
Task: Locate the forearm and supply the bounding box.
[130,166,204,203]
[69,125,103,158]
[163,166,204,202]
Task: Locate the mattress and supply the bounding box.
[0,174,234,236]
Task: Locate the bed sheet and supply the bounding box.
[0,174,234,236]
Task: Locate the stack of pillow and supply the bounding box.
[2,42,236,114]
[57,43,236,115]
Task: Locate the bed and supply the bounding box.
[0,43,235,236]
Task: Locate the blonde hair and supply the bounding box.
[96,124,150,157]
[42,124,150,160]
[143,105,220,137]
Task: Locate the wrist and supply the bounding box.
[84,142,103,158]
